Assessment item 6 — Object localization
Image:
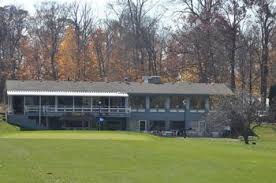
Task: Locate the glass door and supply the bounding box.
[139,120,146,131]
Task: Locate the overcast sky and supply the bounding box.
[0,0,109,18]
[0,0,178,27]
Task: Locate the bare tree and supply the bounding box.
[176,0,223,83]
[68,1,95,80]
[245,0,276,108]
[220,0,246,90]
[242,26,261,102]
[0,5,27,100]
[108,0,165,77]
[257,0,276,109]
[206,91,263,144]
[31,1,68,80]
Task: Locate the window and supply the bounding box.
[190,96,205,110]
[170,121,185,130]
[149,121,166,131]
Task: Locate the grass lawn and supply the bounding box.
[0,121,276,183]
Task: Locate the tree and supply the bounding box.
[57,26,78,80]
[239,26,261,102]
[257,0,276,109]
[68,1,95,80]
[31,1,68,80]
[108,0,165,78]
[245,0,276,108]
[220,0,246,90]
[176,0,225,83]
[206,91,262,144]
[0,5,28,100]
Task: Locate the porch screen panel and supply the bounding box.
[170,96,188,109]
[110,97,125,107]
[150,96,166,109]
[58,96,73,107]
[93,97,109,107]
[41,96,55,106]
[25,96,39,105]
[129,96,146,110]
[82,97,91,107]
[74,97,91,108]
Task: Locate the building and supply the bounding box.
[4,78,233,134]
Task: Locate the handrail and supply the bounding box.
[24,105,130,114]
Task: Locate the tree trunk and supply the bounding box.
[230,30,236,91]
[249,53,253,105]
[242,128,250,145]
[260,36,269,109]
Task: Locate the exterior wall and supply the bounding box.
[127,119,139,131]
[128,112,206,131]
[7,94,209,132]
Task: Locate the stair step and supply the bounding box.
[8,115,47,130]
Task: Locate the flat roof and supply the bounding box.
[5,80,233,96]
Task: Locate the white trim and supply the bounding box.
[7,90,128,97]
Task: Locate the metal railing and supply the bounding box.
[23,105,207,115]
[24,105,130,114]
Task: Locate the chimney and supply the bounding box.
[142,76,161,84]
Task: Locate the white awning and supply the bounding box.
[7,90,128,97]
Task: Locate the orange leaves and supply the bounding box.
[58,26,77,80]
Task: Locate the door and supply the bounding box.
[139,120,147,131]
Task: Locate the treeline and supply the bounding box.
[0,0,275,106]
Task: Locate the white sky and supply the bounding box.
[0,0,178,28]
[0,0,110,18]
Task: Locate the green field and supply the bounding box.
[1,120,276,183]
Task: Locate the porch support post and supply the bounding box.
[165,96,170,112]
[39,96,41,125]
[146,96,150,112]
[46,116,49,128]
[108,97,111,113]
[185,98,190,128]
[125,97,129,113]
[73,96,75,112]
[165,120,170,130]
[23,96,26,115]
[8,96,13,114]
[205,97,210,112]
[186,98,190,111]
[7,95,10,114]
[55,96,58,112]
[10,96,13,114]
[91,97,93,112]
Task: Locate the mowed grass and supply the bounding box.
[0,122,276,183]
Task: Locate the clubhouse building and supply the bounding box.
[4,77,232,135]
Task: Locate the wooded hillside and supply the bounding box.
[0,0,275,106]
